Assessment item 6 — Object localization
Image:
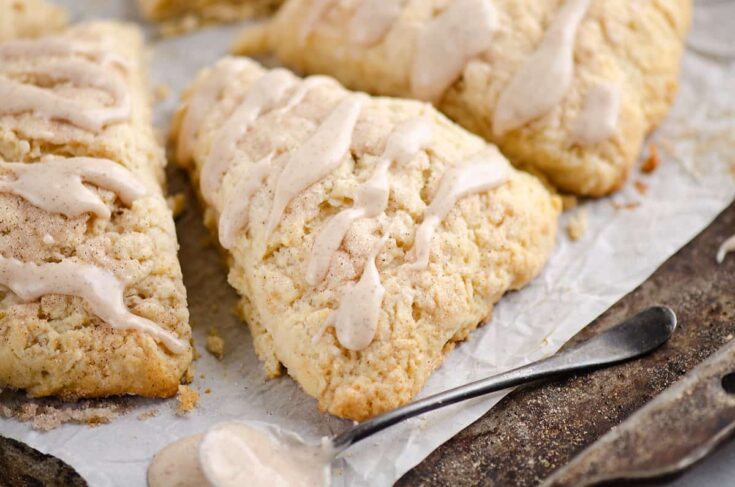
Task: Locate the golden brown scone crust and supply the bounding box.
[0,22,192,399]
[172,58,560,420]
[0,0,67,41]
[137,0,282,23]
[234,0,692,196]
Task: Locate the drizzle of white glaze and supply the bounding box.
[0,256,187,353]
[300,0,338,45]
[333,236,387,351]
[409,146,510,270]
[493,0,591,136]
[0,57,131,132]
[349,0,403,47]
[177,58,252,164]
[218,153,275,250]
[0,157,147,219]
[0,37,130,71]
[571,82,621,145]
[306,118,433,285]
[264,95,365,239]
[717,235,735,264]
[411,0,497,103]
[201,69,296,207]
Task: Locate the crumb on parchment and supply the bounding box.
[137,409,159,421]
[176,385,199,415]
[641,143,660,173]
[153,83,171,103]
[206,328,226,360]
[566,208,588,241]
[634,180,648,195]
[0,395,128,431]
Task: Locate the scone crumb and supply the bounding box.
[167,192,187,218]
[206,328,226,360]
[137,409,159,421]
[561,195,578,211]
[611,201,641,210]
[176,385,199,415]
[153,83,171,103]
[204,388,212,394]
[641,143,660,173]
[0,394,128,431]
[566,209,588,241]
[634,180,648,195]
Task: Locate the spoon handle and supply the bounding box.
[331,306,676,452]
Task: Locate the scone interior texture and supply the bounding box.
[0,22,192,399]
[0,0,67,41]
[137,0,283,23]
[173,57,560,420]
[234,0,692,196]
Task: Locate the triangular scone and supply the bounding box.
[172,57,560,420]
[234,0,692,196]
[0,0,67,42]
[0,22,192,399]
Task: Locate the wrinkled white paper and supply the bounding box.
[2,1,735,486]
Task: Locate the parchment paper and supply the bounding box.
[2,1,735,486]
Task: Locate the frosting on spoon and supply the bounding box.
[493,0,591,136]
[411,0,498,103]
[409,146,510,270]
[265,95,365,239]
[0,157,147,219]
[306,118,432,285]
[0,256,187,354]
[332,236,387,351]
[571,82,621,145]
[349,0,404,47]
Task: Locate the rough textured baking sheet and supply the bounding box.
[1,1,734,486]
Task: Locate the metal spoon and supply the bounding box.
[331,305,677,453]
[176,306,677,487]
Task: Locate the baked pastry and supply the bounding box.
[0,22,192,399]
[233,0,692,196]
[0,0,67,42]
[137,0,282,29]
[172,57,560,420]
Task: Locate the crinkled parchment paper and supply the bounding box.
[1,1,735,485]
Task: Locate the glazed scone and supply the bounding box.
[0,0,67,41]
[138,0,282,33]
[234,0,692,196]
[172,57,560,420]
[0,22,192,399]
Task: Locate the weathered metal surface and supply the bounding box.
[0,435,87,487]
[398,201,735,486]
[543,340,735,486]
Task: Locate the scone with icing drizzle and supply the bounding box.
[0,22,192,398]
[0,0,67,42]
[234,0,692,196]
[172,57,560,420]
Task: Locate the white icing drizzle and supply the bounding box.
[306,118,433,285]
[0,157,147,219]
[571,82,621,145]
[0,37,130,72]
[201,69,297,207]
[409,146,510,270]
[0,57,131,132]
[177,58,252,164]
[0,256,187,354]
[411,0,497,103]
[717,235,735,264]
[349,0,403,47]
[493,0,591,136]
[264,95,365,239]
[218,153,274,250]
[300,0,338,45]
[332,236,387,351]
